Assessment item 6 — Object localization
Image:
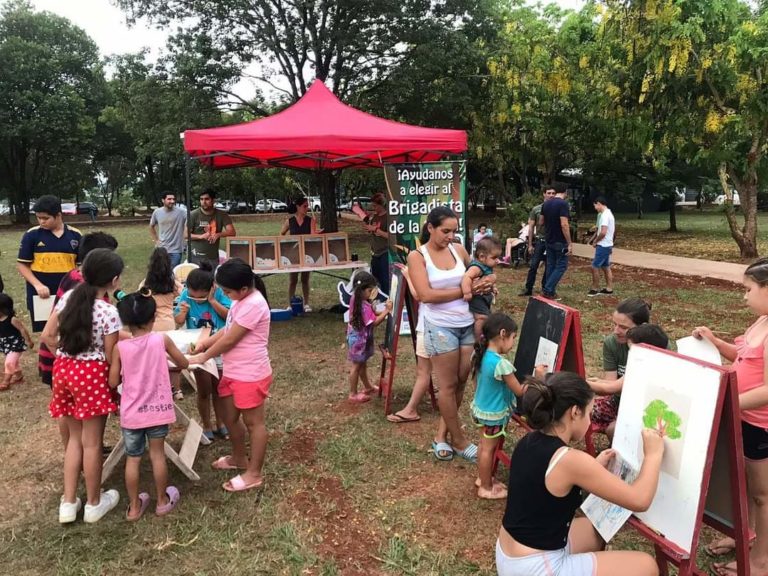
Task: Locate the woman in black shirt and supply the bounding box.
[497,372,664,576]
[280,197,319,312]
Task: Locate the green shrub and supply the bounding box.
[499,193,541,238]
[115,195,138,217]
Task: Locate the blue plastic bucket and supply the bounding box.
[290,296,304,316]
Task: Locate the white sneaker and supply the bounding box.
[83,490,120,523]
[59,497,82,524]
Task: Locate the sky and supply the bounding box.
[32,0,586,101]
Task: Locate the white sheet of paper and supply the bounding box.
[165,328,204,354]
[533,337,558,375]
[581,453,638,542]
[32,295,55,323]
[676,336,722,366]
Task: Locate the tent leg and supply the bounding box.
[185,154,192,262]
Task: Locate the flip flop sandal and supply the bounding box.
[214,426,230,440]
[387,412,421,423]
[431,441,454,461]
[711,562,739,576]
[223,474,264,493]
[202,430,215,442]
[705,536,756,557]
[126,492,150,521]
[454,443,479,464]
[155,486,180,516]
[364,386,380,395]
[211,455,245,470]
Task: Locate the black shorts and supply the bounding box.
[469,294,493,316]
[742,421,768,460]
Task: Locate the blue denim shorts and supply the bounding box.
[423,318,474,356]
[592,245,613,268]
[122,424,169,457]
[496,539,596,576]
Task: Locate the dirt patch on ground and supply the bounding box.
[279,426,319,465]
[287,475,385,575]
[382,465,500,568]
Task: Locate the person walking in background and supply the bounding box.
[363,193,390,296]
[16,195,81,332]
[149,192,187,268]
[540,183,572,300]
[517,188,555,297]
[189,188,235,267]
[588,196,616,296]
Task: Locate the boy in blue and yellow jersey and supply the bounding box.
[16,196,81,332]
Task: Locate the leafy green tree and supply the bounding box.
[643,399,683,439]
[474,3,608,200]
[601,0,768,256]
[0,0,105,222]
[107,52,223,207]
[113,0,489,232]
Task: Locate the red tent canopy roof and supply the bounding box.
[182,80,467,170]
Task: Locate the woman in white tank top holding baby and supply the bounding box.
[407,206,495,463]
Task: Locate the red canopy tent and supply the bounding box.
[182,80,467,170]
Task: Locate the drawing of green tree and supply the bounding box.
[643,400,683,440]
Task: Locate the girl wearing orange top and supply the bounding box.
[693,257,768,576]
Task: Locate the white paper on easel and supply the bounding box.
[676,336,722,366]
[32,295,55,322]
[612,345,722,553]
[533,337,558,375]
[581,453,639,542]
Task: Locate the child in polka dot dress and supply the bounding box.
[41,249,125,524]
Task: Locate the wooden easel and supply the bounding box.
[102,328,214,483]
[494,296,588,472]
[626,367,750,576]
[379,265,437,415]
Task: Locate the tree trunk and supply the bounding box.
[668,201,677,232]
[316,170,338,233]
[720,162,759,259]
[497,166,508,199]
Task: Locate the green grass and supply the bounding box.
[0,213,753,575]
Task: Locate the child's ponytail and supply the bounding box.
[472,313,518,380]
[58,249,124,356]
[350,271,377,331]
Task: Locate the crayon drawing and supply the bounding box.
[641,387,691,479]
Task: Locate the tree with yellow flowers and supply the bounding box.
[601,0,768,257]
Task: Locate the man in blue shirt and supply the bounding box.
[539,183,572,300]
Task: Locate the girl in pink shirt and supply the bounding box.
[694,258,768,575]
[188,258,272,493]
[109,288,189,520]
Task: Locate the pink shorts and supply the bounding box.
[218,374,272,410]
[49,357,118,420]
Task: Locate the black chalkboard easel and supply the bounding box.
[494,296,589,472]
